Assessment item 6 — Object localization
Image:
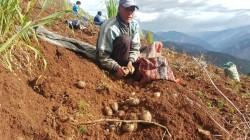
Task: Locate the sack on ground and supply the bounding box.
[140,41,163,58]
[224,61,240,81]
[135,42,176,83]
[134,56,176,83]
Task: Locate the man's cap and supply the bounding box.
[119,0,139,9]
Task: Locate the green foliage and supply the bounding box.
[78,100,89,114]
[145,32,154,45]
[196,91,204,98]
[206,100,213,108]
[105,0,118,18]
[78,126,87,135]
[216,100,225,109]
[139,30,145,40]
[228,80,241,93]
[228,107,235,114]
[96,81,110,92]
[242,92,250,99]
[0,0,69,71]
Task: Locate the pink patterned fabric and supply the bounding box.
[135,42,176,83]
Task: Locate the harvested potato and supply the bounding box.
[125,97,140,106]
[122,123,136,132]
[153,92,161,97]
[140,110,152,122]
[77,80,86,89]
[104,106,113,116]
[110,102,118,112]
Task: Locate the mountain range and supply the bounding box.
[154,25,250,61]
[153,25,250,74]
[190,25,250,61]
[163,41,250,74]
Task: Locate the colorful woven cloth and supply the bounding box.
[134,42,176,83]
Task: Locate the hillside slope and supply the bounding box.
[1,2,250,140]
[163,41,250,74]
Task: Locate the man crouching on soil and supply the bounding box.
[96,0,140,78]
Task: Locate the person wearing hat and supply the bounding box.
[96,0,140,78]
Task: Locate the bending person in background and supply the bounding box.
[94,11,105,26]
[96,0,140,78]
[72,1,81,16]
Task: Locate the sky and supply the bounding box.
[70,0,250,32]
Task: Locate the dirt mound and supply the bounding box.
[1,4,250,140]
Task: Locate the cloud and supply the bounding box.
[185,11,235,22]
[135,12,160,22]
[136,0,250,32]
[207,0,250,10]
[71,0,250,32]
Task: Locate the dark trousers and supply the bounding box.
[111,36,131,66]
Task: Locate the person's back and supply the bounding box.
[94,11,105,25]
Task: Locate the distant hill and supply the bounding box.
[188,25,250,61]
[224,40,250,61]
[154,31,212,49]
[164,41,250,74]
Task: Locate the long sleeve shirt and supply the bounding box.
[72,4,79,16]
[96,16,141,71]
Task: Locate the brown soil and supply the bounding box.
[1,2,250,140]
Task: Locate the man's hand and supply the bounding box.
[115,66,129,78]
[127,61,135,74]
[121,67,130,75]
